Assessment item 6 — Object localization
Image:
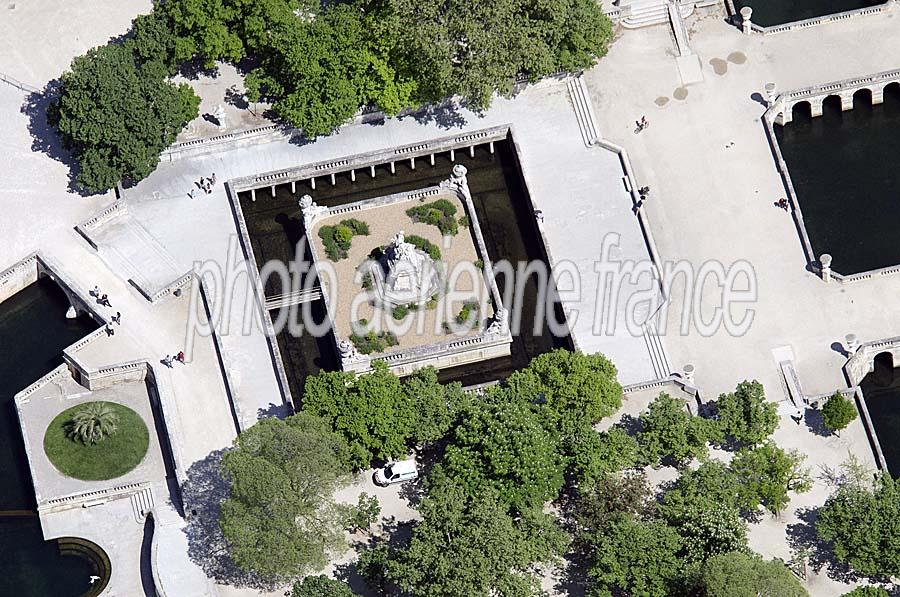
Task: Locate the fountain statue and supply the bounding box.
[371,230,442,307]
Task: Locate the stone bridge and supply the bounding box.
[769,67,900,125]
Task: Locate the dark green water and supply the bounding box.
[0,278,102,596]
[238,137,571,401]
[733,0,883,27]
[775,86,900,275]
[860,356,900,478]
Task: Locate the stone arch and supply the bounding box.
[853,87,873,109]
[822,94,842,113]
[790,100,812,122]
[884,81,900,110]
[874,351,895,387]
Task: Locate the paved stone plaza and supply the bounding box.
[3,0,900,594]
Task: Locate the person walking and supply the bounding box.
[175,351,185,364]
[162,355,174,369]
[105,323,115,336]
[98,294,111,307]
[112,311,121,325]
[90,285,100,297]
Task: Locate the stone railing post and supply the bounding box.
[683,364,695,384]
[819,254,832,283]
[764,82,777,107]
[740,6,753,34]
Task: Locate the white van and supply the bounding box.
[374,459,418,486]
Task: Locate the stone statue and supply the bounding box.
[370,228,442,306]
[298,194,328,224]
[441,164,471,200]
[338,338,361,360]
[213,104,227,130]
[487,307,509,336]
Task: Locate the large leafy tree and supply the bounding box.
[291,575,357,597]
[51,42,200,193]
[821,391,858,436]
[730,442,812,515]
[659,460,744,519]
[638,393,721,467]
[388,0,612,108]
[433,398,565,510]
[670,502,748,566]
[302,362,414,469]
[160,0,244,65]
[716,380,779,446]
[244,2,416,137]
[402,366,470,446]
[699,551,807,597]
[587,516,684,597]
[573,471,657,545]
[218,413,351,580]
[504,349,623,439]
[383,484,568,597]
[570,426,640,485]
[817,475,900,577]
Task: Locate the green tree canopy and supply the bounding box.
[504,349,622,442]
[302,361,414,469]
[659,460,745,519]
[51,42,200,193]
[587,516,684,597]
[671,502,748,566]
[570,426,640,485]
[573,471,656,547]
[402,366,469,446]
[383,484,568,597]
[218,413,351,580]
[291,575,357,597]
[388,0,612,108]
[699,551,808,597]
[821,391,858,436]
[842,587,890,597]
[638,393,721,467]
[817,475,900,577]
[730,442,812,515]
[716,380,779,446]
[433,398,565,510]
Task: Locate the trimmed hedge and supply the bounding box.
[319,218,370,261]
[407,199,459,235]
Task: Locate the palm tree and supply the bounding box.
[67,402,120,445]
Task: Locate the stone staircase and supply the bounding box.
[642,320,672,379]
[130,486,155,523]
[566,75,601,146]
[621,0,694,28]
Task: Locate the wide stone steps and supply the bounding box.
[566,75,601,146]
[622,0,694,28]
[642,320,672,379]
[130,486,154,523]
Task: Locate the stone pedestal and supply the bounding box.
[845,334,859,354]
[819,254,832,284]
[683,364,695,384]
[764,82,777,107]
[740,6,753,34]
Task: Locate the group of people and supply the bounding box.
[90,285,121,336]
[635,115,650,132]
[161,351,186,368]
[188,173,217,199]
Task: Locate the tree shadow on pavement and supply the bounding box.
[804,407,832,438]
[180,448,279,591]
[20,81,93,196]
[786,507,859,585]
[407,102,469,130]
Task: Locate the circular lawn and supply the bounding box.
[43,401,149,481]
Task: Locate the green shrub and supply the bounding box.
[361,272,373,290]
[350,330,399,354]
[392,305,409,320]
[475,259,484,271]
[319,219,370,261]
[407,200,459,235]
[405,234,441,260]
[459,215,470,228]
